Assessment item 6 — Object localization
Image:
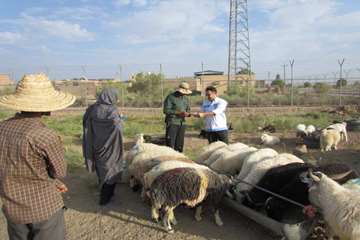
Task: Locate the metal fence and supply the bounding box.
[1,63,360,108]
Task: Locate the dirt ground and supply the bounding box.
[0,131,359,240]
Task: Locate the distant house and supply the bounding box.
[0,74,13,86]
[193,70,256,95]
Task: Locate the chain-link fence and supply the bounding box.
[1,63,360,108]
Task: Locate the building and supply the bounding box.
[0,74,14,86]
[193,70,256,95]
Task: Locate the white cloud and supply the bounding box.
[114,0,148,7]
[22,15,94,41]
[112,0,227,44]
[249,0,360,77]
[0,32,22,44]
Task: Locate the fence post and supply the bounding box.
[338,59,345,106]
[289,59,295,106]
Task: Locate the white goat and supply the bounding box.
[320,128,341,152]
[260,133,280,146]
[308,171,360,240]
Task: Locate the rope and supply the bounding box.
[235,179,306,209]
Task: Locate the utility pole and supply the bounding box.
[338,59,345,106]
[282,64,287,85]
[160,64,164,108]
[118,64,122,81]
[289,59,295,106]
[201,62,204,98]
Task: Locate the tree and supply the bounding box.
[313,82,330,94]
[271,74,285,92]
[237,68,254,75]
[304,82,312,88]
[127,72,162,95]
[336,78,347,88]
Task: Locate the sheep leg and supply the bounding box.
[163,207,175,233]
[324,224,335,240]
[168,208,177,226]
[214,210,223,226]
[194,205,202,222]
[151,206,160,222]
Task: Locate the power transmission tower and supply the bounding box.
[227,0,251,93]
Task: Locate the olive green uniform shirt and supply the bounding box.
[163,92,190,125]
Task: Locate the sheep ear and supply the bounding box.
[308,169,322,182]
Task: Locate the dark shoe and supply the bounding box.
[99,183,116,205]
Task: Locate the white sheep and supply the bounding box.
[327,122,348,142]
[203,142,249,166]
[143,160,210,191]
[308,171,360,240]
[306,125,316,135]
[226,142,249,151]
[236,148,279,180]
[320,128,341,152]
[236,153,304,192]
[128,155,193,190]
[209,147,258,175]
[124,133,145,165]
[203,147,233,166]
[195,141,227,163]
[296,124,307,138]
[260,133,280,146]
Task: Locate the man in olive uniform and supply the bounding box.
[163,82,192,152]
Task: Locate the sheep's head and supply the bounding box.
[296,124,306,133]
[260,133,269,143]
[303,170,323,207]
[135,133,145,145]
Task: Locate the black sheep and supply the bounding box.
[242,162,358,222]
[147,167,231,233]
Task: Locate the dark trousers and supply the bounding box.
[6,208,65,240]
[207,130,229,144]
[165,124,186,152]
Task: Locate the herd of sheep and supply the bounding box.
[121,125,360,239]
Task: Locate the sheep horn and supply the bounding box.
[308,169,321,182]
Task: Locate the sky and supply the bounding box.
[0,0,360,80]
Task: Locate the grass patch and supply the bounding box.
[228,112,337,133]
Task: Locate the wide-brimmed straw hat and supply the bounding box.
[176,82,192,95]
[0,73,76,112]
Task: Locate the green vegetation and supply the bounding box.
[0,109,352,171]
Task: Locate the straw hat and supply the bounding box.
[0,73,76,112]
[176,82,192,95]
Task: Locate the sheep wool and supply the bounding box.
[196,141,227,163]
[210,147,257,175]
[236,148,278,181]
[143,160,209,190]
[236,153,304,192]
[320,128,341,152]
[309,172,360,240]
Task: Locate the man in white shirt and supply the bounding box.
[193,86,229,144]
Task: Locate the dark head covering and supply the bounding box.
[97,88,118,105]
[82,88,124,187]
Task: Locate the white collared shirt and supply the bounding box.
[201,97,228,132]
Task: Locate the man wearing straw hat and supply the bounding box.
[163,82,192,152]
[0,73,75,240]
